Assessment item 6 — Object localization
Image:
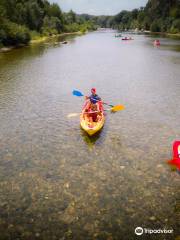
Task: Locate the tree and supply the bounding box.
[150,20,161,32]
[47,3,63,19]
[131,9,139,19]
[25,1,44,31]
[65,10,76,24]
[1,20,30,46]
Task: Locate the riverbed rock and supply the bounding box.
[149,216,156,221]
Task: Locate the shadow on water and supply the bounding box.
[80,127,106,148]
[80,115,110,148]
[81,129,101,147]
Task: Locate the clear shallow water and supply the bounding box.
[0,31,180,240]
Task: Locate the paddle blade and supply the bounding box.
[67,113,79,118]
[111,105,125,112]
[72,90,84,97]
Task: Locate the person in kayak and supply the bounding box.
[85,88,102,112]
[86,88,101,104]
[154,39,160,46]
[83,88,103,121]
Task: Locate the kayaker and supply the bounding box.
[154,39,160,46]
[89,88,101,104]
[84,88,102,111]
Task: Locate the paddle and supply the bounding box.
[111,105,125,112]
[72,90,114,108]
[72,90,84,97]
[67,105,125,118]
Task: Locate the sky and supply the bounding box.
[49,0,148,16]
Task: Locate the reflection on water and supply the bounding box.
[0,31,180,239]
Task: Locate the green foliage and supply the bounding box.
[0,0,97,47]
[1,20,30,46]
[170,19,180,33]
[64,10,77,25]
[64,23,80,33]
[96,15,111,27]
[0,29,7,44]
[47,3,63,19]
[95,0,180,33]
[0,3,5,18]
[30,30,41,40]
[150,20,161,32]
[42,16,63,35]
[25,2,44,31]
[63,12,97,33]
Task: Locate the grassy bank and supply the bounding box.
[30,32,83,44]
[148,31,180,39]
[0,31,83,53]
[165,33,180,39]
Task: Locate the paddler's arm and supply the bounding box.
[85,96,90,100]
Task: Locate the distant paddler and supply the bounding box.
[122,36,134,40]
[153,39,160,47]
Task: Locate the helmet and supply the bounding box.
[91,88,96,94]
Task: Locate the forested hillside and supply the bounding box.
[99,0,180,33]
[0,0,96,47]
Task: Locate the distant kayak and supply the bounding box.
[153,40,160,46]
[80,101,105,136]
[122,37,134,41]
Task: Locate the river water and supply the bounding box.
[0,31,180,240]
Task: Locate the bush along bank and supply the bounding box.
[0,0,97,49]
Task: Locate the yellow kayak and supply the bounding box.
[80,111,105,136]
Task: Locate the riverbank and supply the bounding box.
[150,31,180,39]
[0,31,83,53]
[125,30,180,38]
[163,33,180,39]
[114,29,180,39]
[30,32,83,44]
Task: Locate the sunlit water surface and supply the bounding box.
[0,31,180,240]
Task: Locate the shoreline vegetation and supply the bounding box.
[30,31,82,43]
[0,0,179,52]
[0,31,83,53]
[0,0,97,51]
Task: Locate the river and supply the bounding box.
[0,30,180,240]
